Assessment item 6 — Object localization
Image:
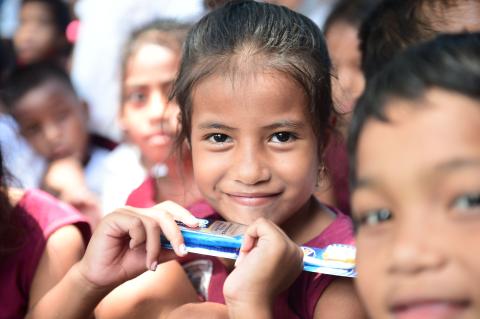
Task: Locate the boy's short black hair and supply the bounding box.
[359,0,478,79]
[348,32,480,188]
[323,0,381,34]
[1,62,76,111]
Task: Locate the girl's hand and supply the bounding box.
[223,218,304,316]
[77,201,199,291]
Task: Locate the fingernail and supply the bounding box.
[150,261,158,271]
[178,244,187,256]
[129,239,136,249]
[187,216,199,226]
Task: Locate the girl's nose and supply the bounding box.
[148,91,169,121]
[232,143,271,185]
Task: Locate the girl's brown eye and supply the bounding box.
[270,132,297,143]
[207,133,230,143]
[126,91,146,104]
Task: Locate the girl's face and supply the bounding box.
[326,21,364,124]
[352,89,480,319]
[120,44,181,166]
[14,2,60,64]
[13,80,89,162]
[190,70,319,226]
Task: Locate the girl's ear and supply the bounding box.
[80,100,90,121]
[316,163,327,187]
[117,109,127,131]
[117,112,131,142]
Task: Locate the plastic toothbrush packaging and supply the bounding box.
[161,219,356,278]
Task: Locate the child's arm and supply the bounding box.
[166,302,228,319]
[94,260,199,319]
[27,225,86,315]
[223,218,304,319]
[24,202,199,319]
[313,277,368,319]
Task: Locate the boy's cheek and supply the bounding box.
[355,236,389,314]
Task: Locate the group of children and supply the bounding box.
[0,0,480,318]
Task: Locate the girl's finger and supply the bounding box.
[113,206,188,258]
[153,200,199,227]
[140,215,162,270]
[235,219,271,266]
[155,209,188,257]
[125,215,147,250]
[97,210,148,252]
[103,210,176,270]
[243,217,279,242]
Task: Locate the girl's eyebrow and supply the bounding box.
[197,120,305,131]
[197,122,236,131]
[263,120,305,130]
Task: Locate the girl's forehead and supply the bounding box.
[22,1,54,18]
[190,70,311,124]
[194,64,307,99]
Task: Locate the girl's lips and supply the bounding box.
[147,132,172,146]
[391,300,470,319]
[51,147,72,159]
[225,192,281,207]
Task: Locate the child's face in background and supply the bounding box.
[14,1,61,64]
[190,70,319,226]
[120,44,180,167]
[325,21,364,126]
[12,80,89,162]
[352,89,480,319]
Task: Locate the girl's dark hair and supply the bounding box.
[323,0,381,34]
[172,0,333,159]
[0,146,25,256]
[348,32,480,188]
[22,0,71,34]
[120,19,191,106]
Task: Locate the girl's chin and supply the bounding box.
[142,153,170,167]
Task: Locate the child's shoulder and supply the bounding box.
[306,204,355,248]
[16,189,91,242]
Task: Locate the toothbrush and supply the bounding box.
[161,219,357,277]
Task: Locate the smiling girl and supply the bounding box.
[161,1,365,317]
